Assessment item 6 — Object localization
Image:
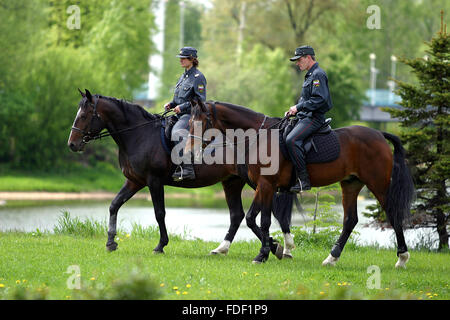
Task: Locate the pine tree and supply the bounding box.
[386,11,449,250]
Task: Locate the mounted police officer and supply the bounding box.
[164,47,207,181]
[285,45,333,192]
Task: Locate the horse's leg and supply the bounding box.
[251,181,279,264]
[365,179,410,268]
[148,179,169,254]
[322,178,364,266]
[107,180,143,251]
[210,176,246,255]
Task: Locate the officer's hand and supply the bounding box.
[173,106,181,114]
[287,106,298,116]
[164,102,172,110]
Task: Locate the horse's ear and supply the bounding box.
[85,89,93,103]
[78,88,86,97]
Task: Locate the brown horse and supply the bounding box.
[185,99,415,267]
[67,89,291,257]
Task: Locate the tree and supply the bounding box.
[0,0,156,170]
[385,11,449,250]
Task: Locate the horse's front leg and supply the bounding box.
[249,181,280,264]
[210,176,246,255]
[148,179,169,254]
[107,180,143,251]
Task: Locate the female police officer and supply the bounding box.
[164,47,207,181]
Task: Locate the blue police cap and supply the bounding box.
[289,45,315,61]
[176,47,198,58]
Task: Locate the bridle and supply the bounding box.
[71,96,105,143]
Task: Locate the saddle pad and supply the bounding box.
[305,131,340,163]
[280,130,340,164]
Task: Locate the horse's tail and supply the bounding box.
[272,191,294,233]
[382,132,415,229]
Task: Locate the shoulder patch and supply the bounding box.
[313,79,320,87]
[198,84,205,93]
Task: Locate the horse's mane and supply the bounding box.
[98,95,156,123]
[215,101,266,119]
[200,100,282,123]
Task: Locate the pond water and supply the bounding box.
[0,198,438,250]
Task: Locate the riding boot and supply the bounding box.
[290,169,311,193]
[172,164,196,181]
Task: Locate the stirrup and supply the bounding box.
[172,166,184,181]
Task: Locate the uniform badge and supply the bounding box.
[313,79,320,87]
[198,84,204,93]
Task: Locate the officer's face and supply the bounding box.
[295,56,309,71]
[180,58,193,69]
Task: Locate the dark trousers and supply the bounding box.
[286,116,324,172]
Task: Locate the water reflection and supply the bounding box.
[0,199,438,249]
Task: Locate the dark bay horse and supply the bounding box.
[185,100,415,267]
[67,89,291,257]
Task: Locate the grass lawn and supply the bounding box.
[0,229,448,300]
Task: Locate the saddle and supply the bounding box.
[280,117,340,164]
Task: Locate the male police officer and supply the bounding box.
[285,45,332,192]
[164,47,207,181]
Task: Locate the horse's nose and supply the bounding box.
[68,142,78,152]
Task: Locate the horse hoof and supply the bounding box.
[273,244,284,260]
[252,252,269,264]
[322,254,339,266]
[210,240,230,256]
[153,249,164,255]
[106,242,118,252]
[209,250,228,256]
[395,252,410,269]
[283,253,293,259]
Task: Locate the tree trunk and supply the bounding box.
[436,210,449,250]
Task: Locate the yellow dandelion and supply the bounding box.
[242,272,248,276]
[16,280,21,284]
[182,291,188,295]
[22,280,27,283]
[207,290,211,294]
[324,282,330,287]
[176,291,180,295]
[66,296,71,299]
[433,294,438,297]
[186,284,191,288]
[173,286,179,290]
[337,282,342,286]
[255,273,260,277]
[319,291,325,295]
[160,283,165,287]
[126,234,130,238]
[0,284,5,288]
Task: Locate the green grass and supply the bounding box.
[0,217,448,300]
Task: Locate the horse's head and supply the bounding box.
[184,98,217,161]
[68,89,106,152]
